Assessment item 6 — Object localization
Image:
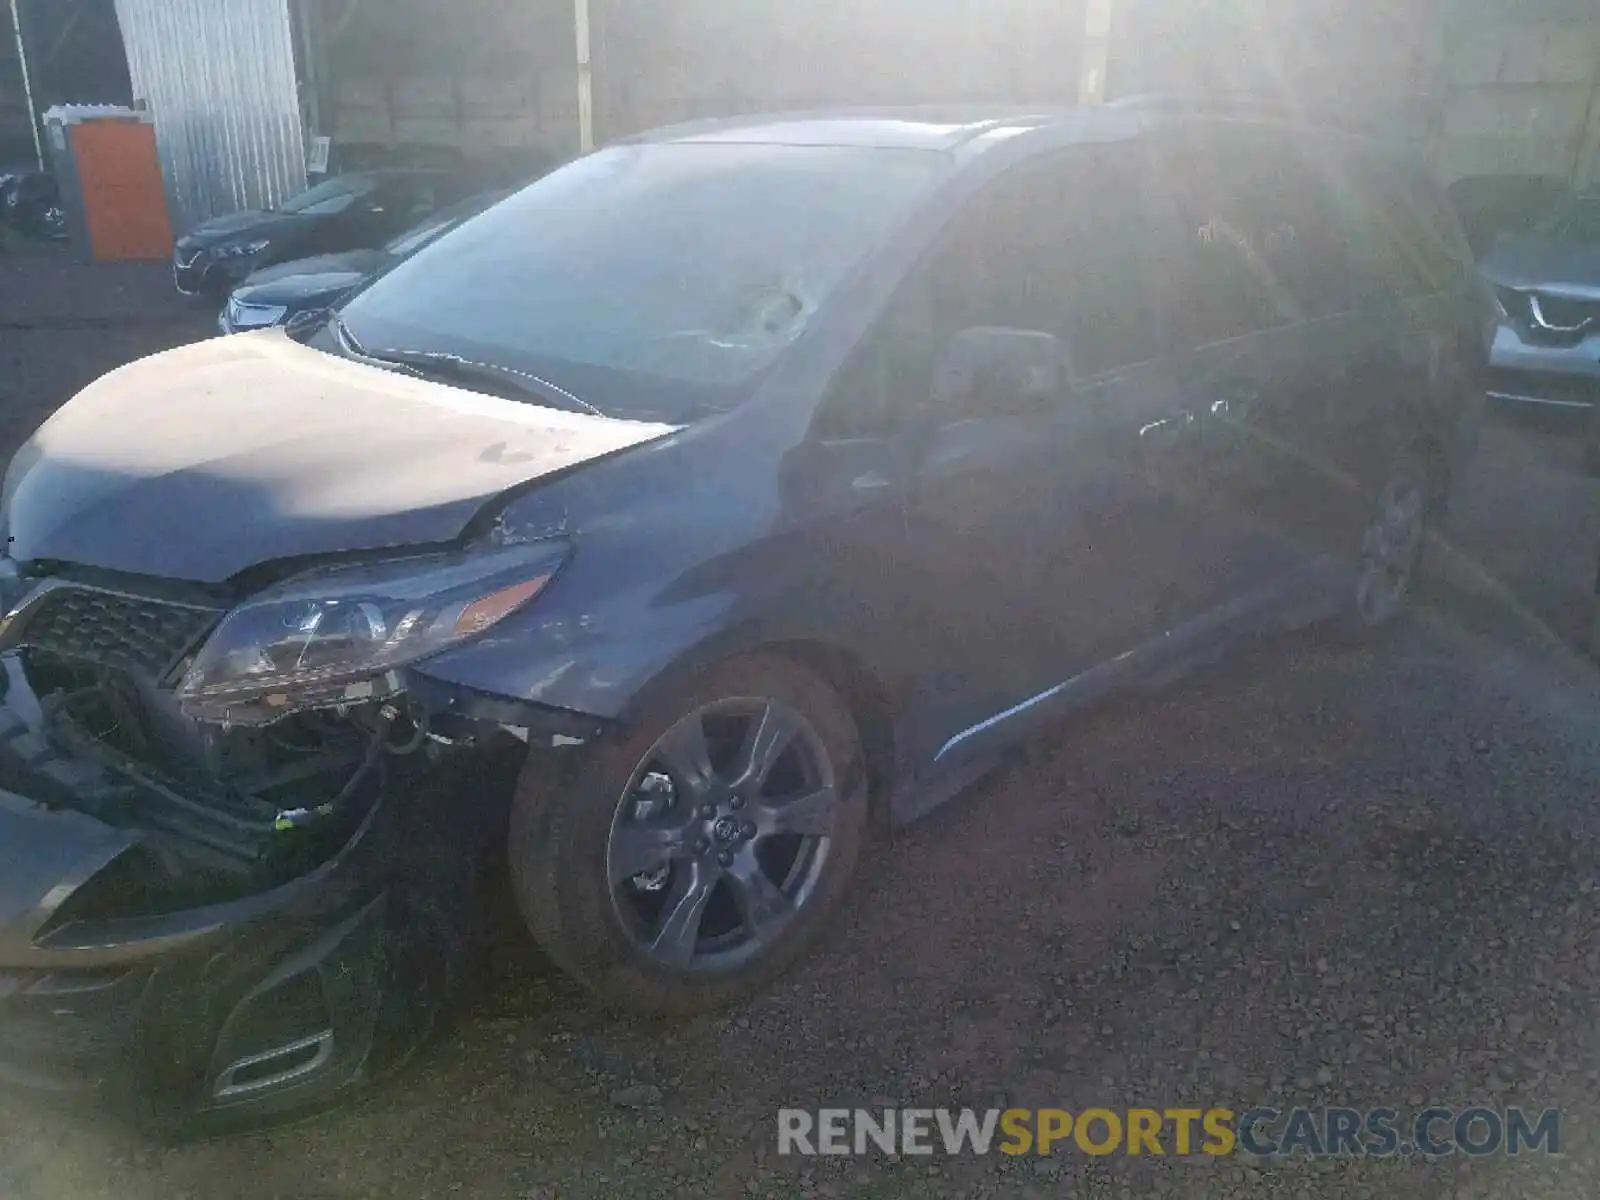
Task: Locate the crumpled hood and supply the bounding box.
[1479,233,1600,295]
[2,333,678,584]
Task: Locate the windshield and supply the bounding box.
[336,142,945,419]
[1537,193,1600,243]
[380,191,504,258]
[384,210,461,257]
[278,174,376,216]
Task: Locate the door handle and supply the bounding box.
[1207,382,1262,422]
[1138,411,1197,454]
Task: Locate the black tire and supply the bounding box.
[1324,446,1432,645]
[1582,432,1600,480]
[510,653,868,1016]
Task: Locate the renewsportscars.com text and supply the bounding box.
[777,1107,1562,1159]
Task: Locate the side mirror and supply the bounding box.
[930,327,1068,420]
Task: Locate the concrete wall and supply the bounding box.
[1107,0,1441,130]
[1431,0,1600,186]
[597,0,1084,138]
[298,0,1600,194]
[310,0,579,157]
[310,0,1091,158]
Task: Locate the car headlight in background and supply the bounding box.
[177,540,569,724]
[215,238,271,259]
[223,298,288,331]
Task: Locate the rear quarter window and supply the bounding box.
[1351,158,1467,300]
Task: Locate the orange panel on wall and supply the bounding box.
[69,120,174,262]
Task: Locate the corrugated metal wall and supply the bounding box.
[114,0,305,232]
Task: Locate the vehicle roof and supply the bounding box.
[622,103,1394,157]
[623,106,1137,151]
[342,165,453,180]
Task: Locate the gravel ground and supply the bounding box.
[1,261,1599,1198]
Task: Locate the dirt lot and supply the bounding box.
[2,261,1600,1199]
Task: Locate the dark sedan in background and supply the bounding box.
[0,168,66,243]
[172,168,484,300]
[219,189,510,334]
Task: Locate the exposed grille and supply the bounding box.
[1531,292,1600,332]
[15,586,221,679]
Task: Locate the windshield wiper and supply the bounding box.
[360,344,603,416]
[327,311,386,361]
[326,317,602,416]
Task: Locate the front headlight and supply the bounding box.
[177,540,568,724]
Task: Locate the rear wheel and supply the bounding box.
[1582,416,1600,479]
[1329,448,1431,641]
[510,654,867,1016]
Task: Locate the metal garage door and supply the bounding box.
[114,0,306,230]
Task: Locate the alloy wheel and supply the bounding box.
[605,697,840,972]
[1353,466,1426,627]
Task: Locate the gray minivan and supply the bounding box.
[0,99,1485,1132]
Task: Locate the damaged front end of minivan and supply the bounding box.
[0,545,589,1137]
[0,330,683,1136]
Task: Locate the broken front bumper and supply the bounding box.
[0,792,394,1129]
[0,658,503,1135]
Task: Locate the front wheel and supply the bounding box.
[509,654,868,1016]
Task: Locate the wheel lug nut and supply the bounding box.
[730,795,746,811]
[741,822,757,840]
[694,838,710,856]
[716,850,734,867]
[699,804,717,819]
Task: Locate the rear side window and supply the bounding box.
[1157,127,1375,344]
[1272,142,1359,320]
[1350,159,1464,300]
[1159,130,1306,345]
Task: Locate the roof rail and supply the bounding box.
[1107,90,1377,133]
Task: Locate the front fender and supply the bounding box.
[407,570,894,738]
[408,575,734,729]
[405,412,881,730]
